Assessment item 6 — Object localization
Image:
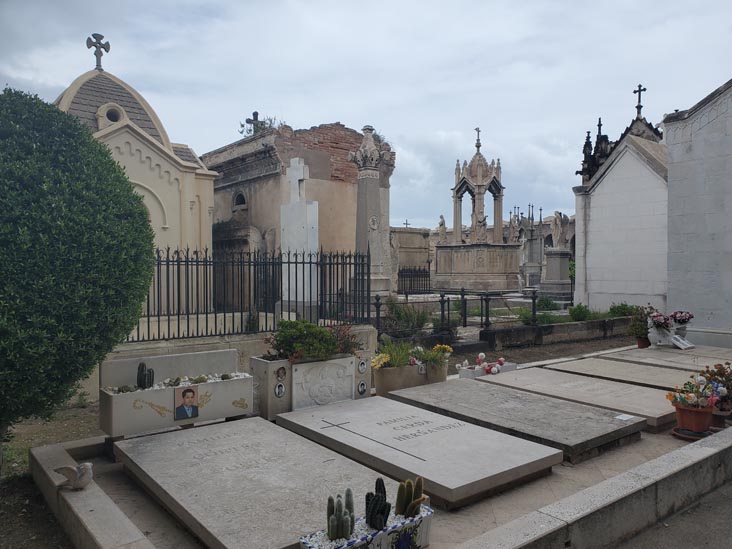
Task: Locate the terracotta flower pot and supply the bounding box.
[636,337,651,349]
[674,404,714,433]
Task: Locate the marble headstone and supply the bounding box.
[276,397,563,508]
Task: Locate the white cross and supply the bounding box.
[286,158,309,204]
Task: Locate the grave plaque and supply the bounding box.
[115,418,396,549]
[545,358,693,391]
[389,379,645,463]
[276,397,563,509]
[480,368,676,431]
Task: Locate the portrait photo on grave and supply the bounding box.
[174,387,199,420]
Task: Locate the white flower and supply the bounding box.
[478,352,486,361]
[491,366,499,375]
[719,387,728,396]
[697,376,707,386]
[699,398,709,407]
[687,394,698,404]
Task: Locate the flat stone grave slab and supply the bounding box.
[602,346,729,372]
[276,396,563,509]
[115,417,398,549]
[544,358,694,391]
[479,368,676,432]
[388,379,645,464]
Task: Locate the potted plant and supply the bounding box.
[411,344,453,383]
[700,361,732,428]
[371,340,423,397]
[647,310,672,346]
[670,310,694,338]
[251,320,366,420]
[666,374,720,436]
[628,305,652,348]
[299,477,433,549]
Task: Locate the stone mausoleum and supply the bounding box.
[55,35,216,252]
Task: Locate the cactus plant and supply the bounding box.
[326,492,354,541]
[365,477,391,530]
[395,476,426,518]
[136,362,155,389]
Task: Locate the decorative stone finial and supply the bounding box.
[597,117,603,137]
[475,127,481,152]
[349,125,382,171]
[86,33,110,71]
[633,84,647,119]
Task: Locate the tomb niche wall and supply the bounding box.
[664,78,732,346]
[392,227,430,269]
[574,139,667,311]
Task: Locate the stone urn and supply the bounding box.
[426,361,448,383]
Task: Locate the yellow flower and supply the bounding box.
[371,353,390,370]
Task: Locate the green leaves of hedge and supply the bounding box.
[0,88,155,430]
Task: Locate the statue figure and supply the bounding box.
[508,214,519,243]
[474,216,488,243]
[437,214,447,243]
[550,211,570,249]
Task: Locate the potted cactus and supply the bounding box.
[299,477,433,549]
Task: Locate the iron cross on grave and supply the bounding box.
[287,158,309,203]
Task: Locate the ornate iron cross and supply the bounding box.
[86,33,110,71]
[633,84,647,118]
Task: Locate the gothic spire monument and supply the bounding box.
[432,128,520,292]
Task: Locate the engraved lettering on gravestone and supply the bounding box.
[319,419,426,461]
[274,383,286,398]
[358,381,367,395]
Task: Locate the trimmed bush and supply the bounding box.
[568,303,590,321]
[537,296,560,311]
[0,89,154,437]
[608,302,636,317]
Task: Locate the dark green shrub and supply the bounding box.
[379,297,429,339]
[517,308,556,325]
[537,296,560,311]
[628,305,654,338]
[0,89,154,438]
[263,320,338,362]
[569,303,590,321]
[608,302,636,317]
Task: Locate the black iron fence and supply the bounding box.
[397,267,431,294]
[129,248,371,342]
[373,289,541,339]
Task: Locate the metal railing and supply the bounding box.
[397,267,431,294]
[129,248,371,342]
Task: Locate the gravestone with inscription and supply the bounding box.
[389,379,645,463]
[276,396,563,509]
[479,368,676,431]
[115,417,398,549]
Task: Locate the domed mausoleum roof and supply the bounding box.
[54,35,171,149]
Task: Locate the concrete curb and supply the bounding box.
[457,427,732,548]
[30,437,154,549]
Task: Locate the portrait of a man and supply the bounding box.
[174,387,199,420]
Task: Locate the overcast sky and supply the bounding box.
[2,1,730,229]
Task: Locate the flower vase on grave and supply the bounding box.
[673,404,713,434]
[674,323,688,338]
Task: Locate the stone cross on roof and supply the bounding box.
[286,158,309,204]
[403,219,411,228]
[475,127,481,151]
[86,33,110,71]
[633,84,647,119]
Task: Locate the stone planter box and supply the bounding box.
[99,376,253,437]
[299,506,433,549]
[373,364,426,397]
[458,362,518,379]
[251,354,370,421]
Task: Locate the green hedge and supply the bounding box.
[0,89,154,433]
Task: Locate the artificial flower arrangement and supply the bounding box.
[649,311,673,330]
[371,342,452,370]
[458,352,506,376]
[666,374,720,409]
[670,311,694,325]
[700,362,732,411]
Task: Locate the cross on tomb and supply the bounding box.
[245,111,266,134]
[403,219,411,228]
[475,127,481,151]
[286,157,309,204]
[597,117,603,136]
[86,33,110,71]
[633,84,647,118]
